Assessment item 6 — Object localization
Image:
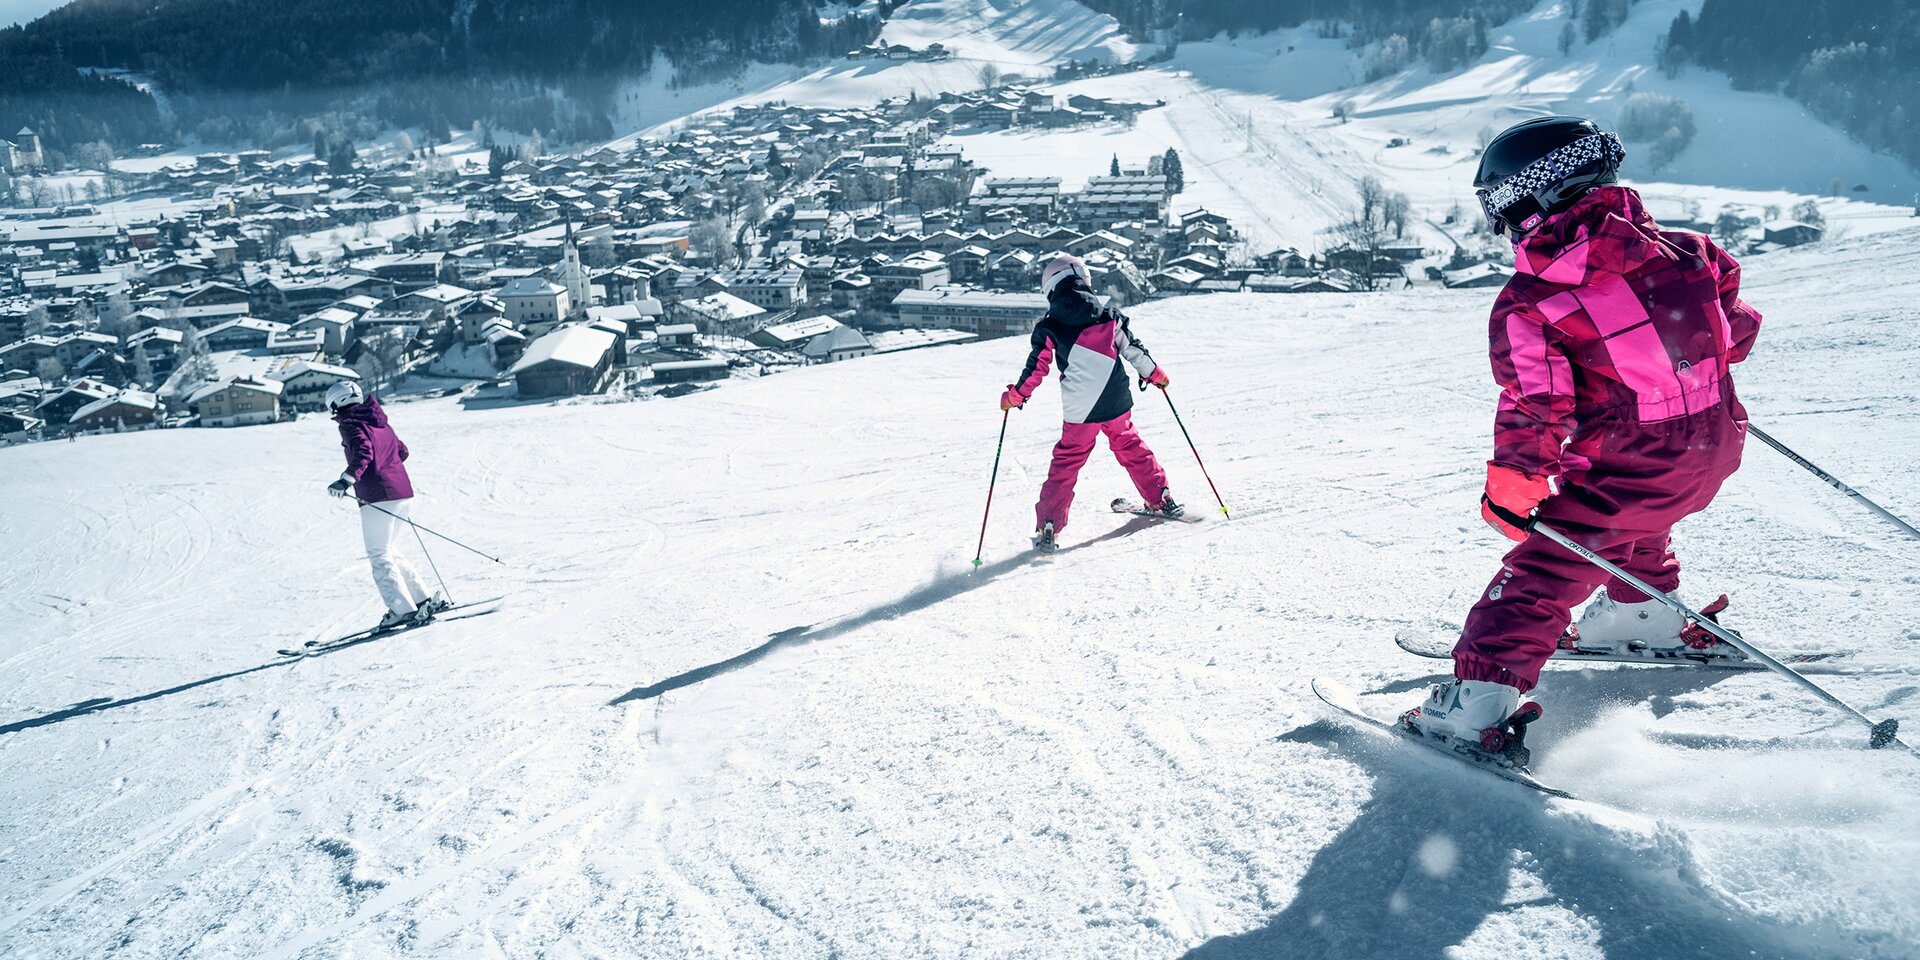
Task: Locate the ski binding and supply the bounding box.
[1311,678,1575,800]
[1110,497,1201,523]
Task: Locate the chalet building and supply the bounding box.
[892,288,1048,338]
[127,327,184,375]
[1075,174,1170,224]
[275,361,362,411]
[202,318,289,351]
[1763,221,1824,248]
[189,376,283,427]
[650,359,730,384]
[724,267,809,311]
[656,323,699,347]
[497,277,571,328]
[801,326,872,363]
[674,292,767,338]
[0,409,42,442]
[511,324,619,398]
[69,389,160,433]
[1442,262,1514,289]
[866,257,952,306]
[34,379,118,425]
[291,307,358,354]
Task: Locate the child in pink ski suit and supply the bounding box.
[1002,255,1175,536]
[1457,184,1762,693]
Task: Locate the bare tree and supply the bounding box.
[354,329,409,391]
[178,327,217,385]
[1356,175,1385,227]
[977,63,1002,91]
[1382,192,1412,238]
[35,357,65,384]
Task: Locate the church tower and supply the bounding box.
[559,221,591,316]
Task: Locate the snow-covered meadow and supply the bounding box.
[4,225,1919,957]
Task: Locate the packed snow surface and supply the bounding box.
[5,225,1920,956]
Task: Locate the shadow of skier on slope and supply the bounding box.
[1178,719,1854,960]
[608,517,1163,705]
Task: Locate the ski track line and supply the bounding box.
[0,776,264,936]
[256,702,655,958]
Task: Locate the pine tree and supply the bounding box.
[1111,153,1121,176]
[1163,148,1184,192]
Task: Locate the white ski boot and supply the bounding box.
[1401,679,1544,767]
[375,608,414,632]
[1569,592,1688,652]
[1032,521,1059,553]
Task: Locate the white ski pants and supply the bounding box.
[361,498,433,616]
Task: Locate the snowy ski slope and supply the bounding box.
[4,226,1919,956]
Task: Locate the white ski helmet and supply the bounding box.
[1040,254,1091,295]
[325,380,365,411]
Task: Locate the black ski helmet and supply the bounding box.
[1474,116,1625,234]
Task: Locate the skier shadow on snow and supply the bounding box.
[609,518,1163,705]
[0,629,408,736]
[1180,716,1850,960]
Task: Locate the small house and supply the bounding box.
[189,376,283,427]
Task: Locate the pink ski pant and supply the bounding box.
[1035,411,1167,532]
[1455,407,1746,693]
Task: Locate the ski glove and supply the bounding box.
[1145,367,1170,389]
[328,476,353,499]
[1481,463,1552,541]
[1000,385,1027,411]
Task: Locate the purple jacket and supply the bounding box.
[334,395,414,502]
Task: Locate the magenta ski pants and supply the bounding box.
[1455,407,1746,692]
[1035,412,1167,532]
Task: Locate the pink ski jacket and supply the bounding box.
[1489,186,1761,480]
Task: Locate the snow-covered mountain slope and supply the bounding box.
[5,228,1920,956]
[879,0,1137,66]
[608,0,1139,142]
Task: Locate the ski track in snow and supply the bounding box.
[2,225,1919,956]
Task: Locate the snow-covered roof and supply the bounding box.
[657,323,699,337]
[498,277,565,299]
[802,326,871,359]
[70,389,158,424]
[511,324,618,373]
[680,292,765,320]
[187,376,284,405]
[757,315,844,345]
[272,360,360,383]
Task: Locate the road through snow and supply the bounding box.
[3,229,1920,957]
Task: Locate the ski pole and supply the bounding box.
[355,497,505,564]
[409,521,454,604]
[1487,502,1908,753]
[1158,385,1229,518]
[1750,424,1920,543]
[973,409,1009,568]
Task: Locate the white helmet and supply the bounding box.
[1040,254,1091,295]
[324,380,365,411]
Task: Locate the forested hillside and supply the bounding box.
[1666,0,1920,171]
[0,0,889,151]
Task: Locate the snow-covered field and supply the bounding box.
[5,223,1919,956]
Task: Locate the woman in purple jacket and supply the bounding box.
[324,382,444,629]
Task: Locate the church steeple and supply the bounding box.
[559,220,590,316]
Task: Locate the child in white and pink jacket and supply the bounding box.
[1002,255,1179,548]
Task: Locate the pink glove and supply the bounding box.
[1146,367,1170,389]
[1480,463,1553,541]
[1000,385,1027,411]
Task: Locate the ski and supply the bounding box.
[279,597,505,658]
[1109,497,1201,523]
[1310,678,1576,800]
[1392,631,1849,671]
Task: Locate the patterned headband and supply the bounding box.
[1477,131,1626,221]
